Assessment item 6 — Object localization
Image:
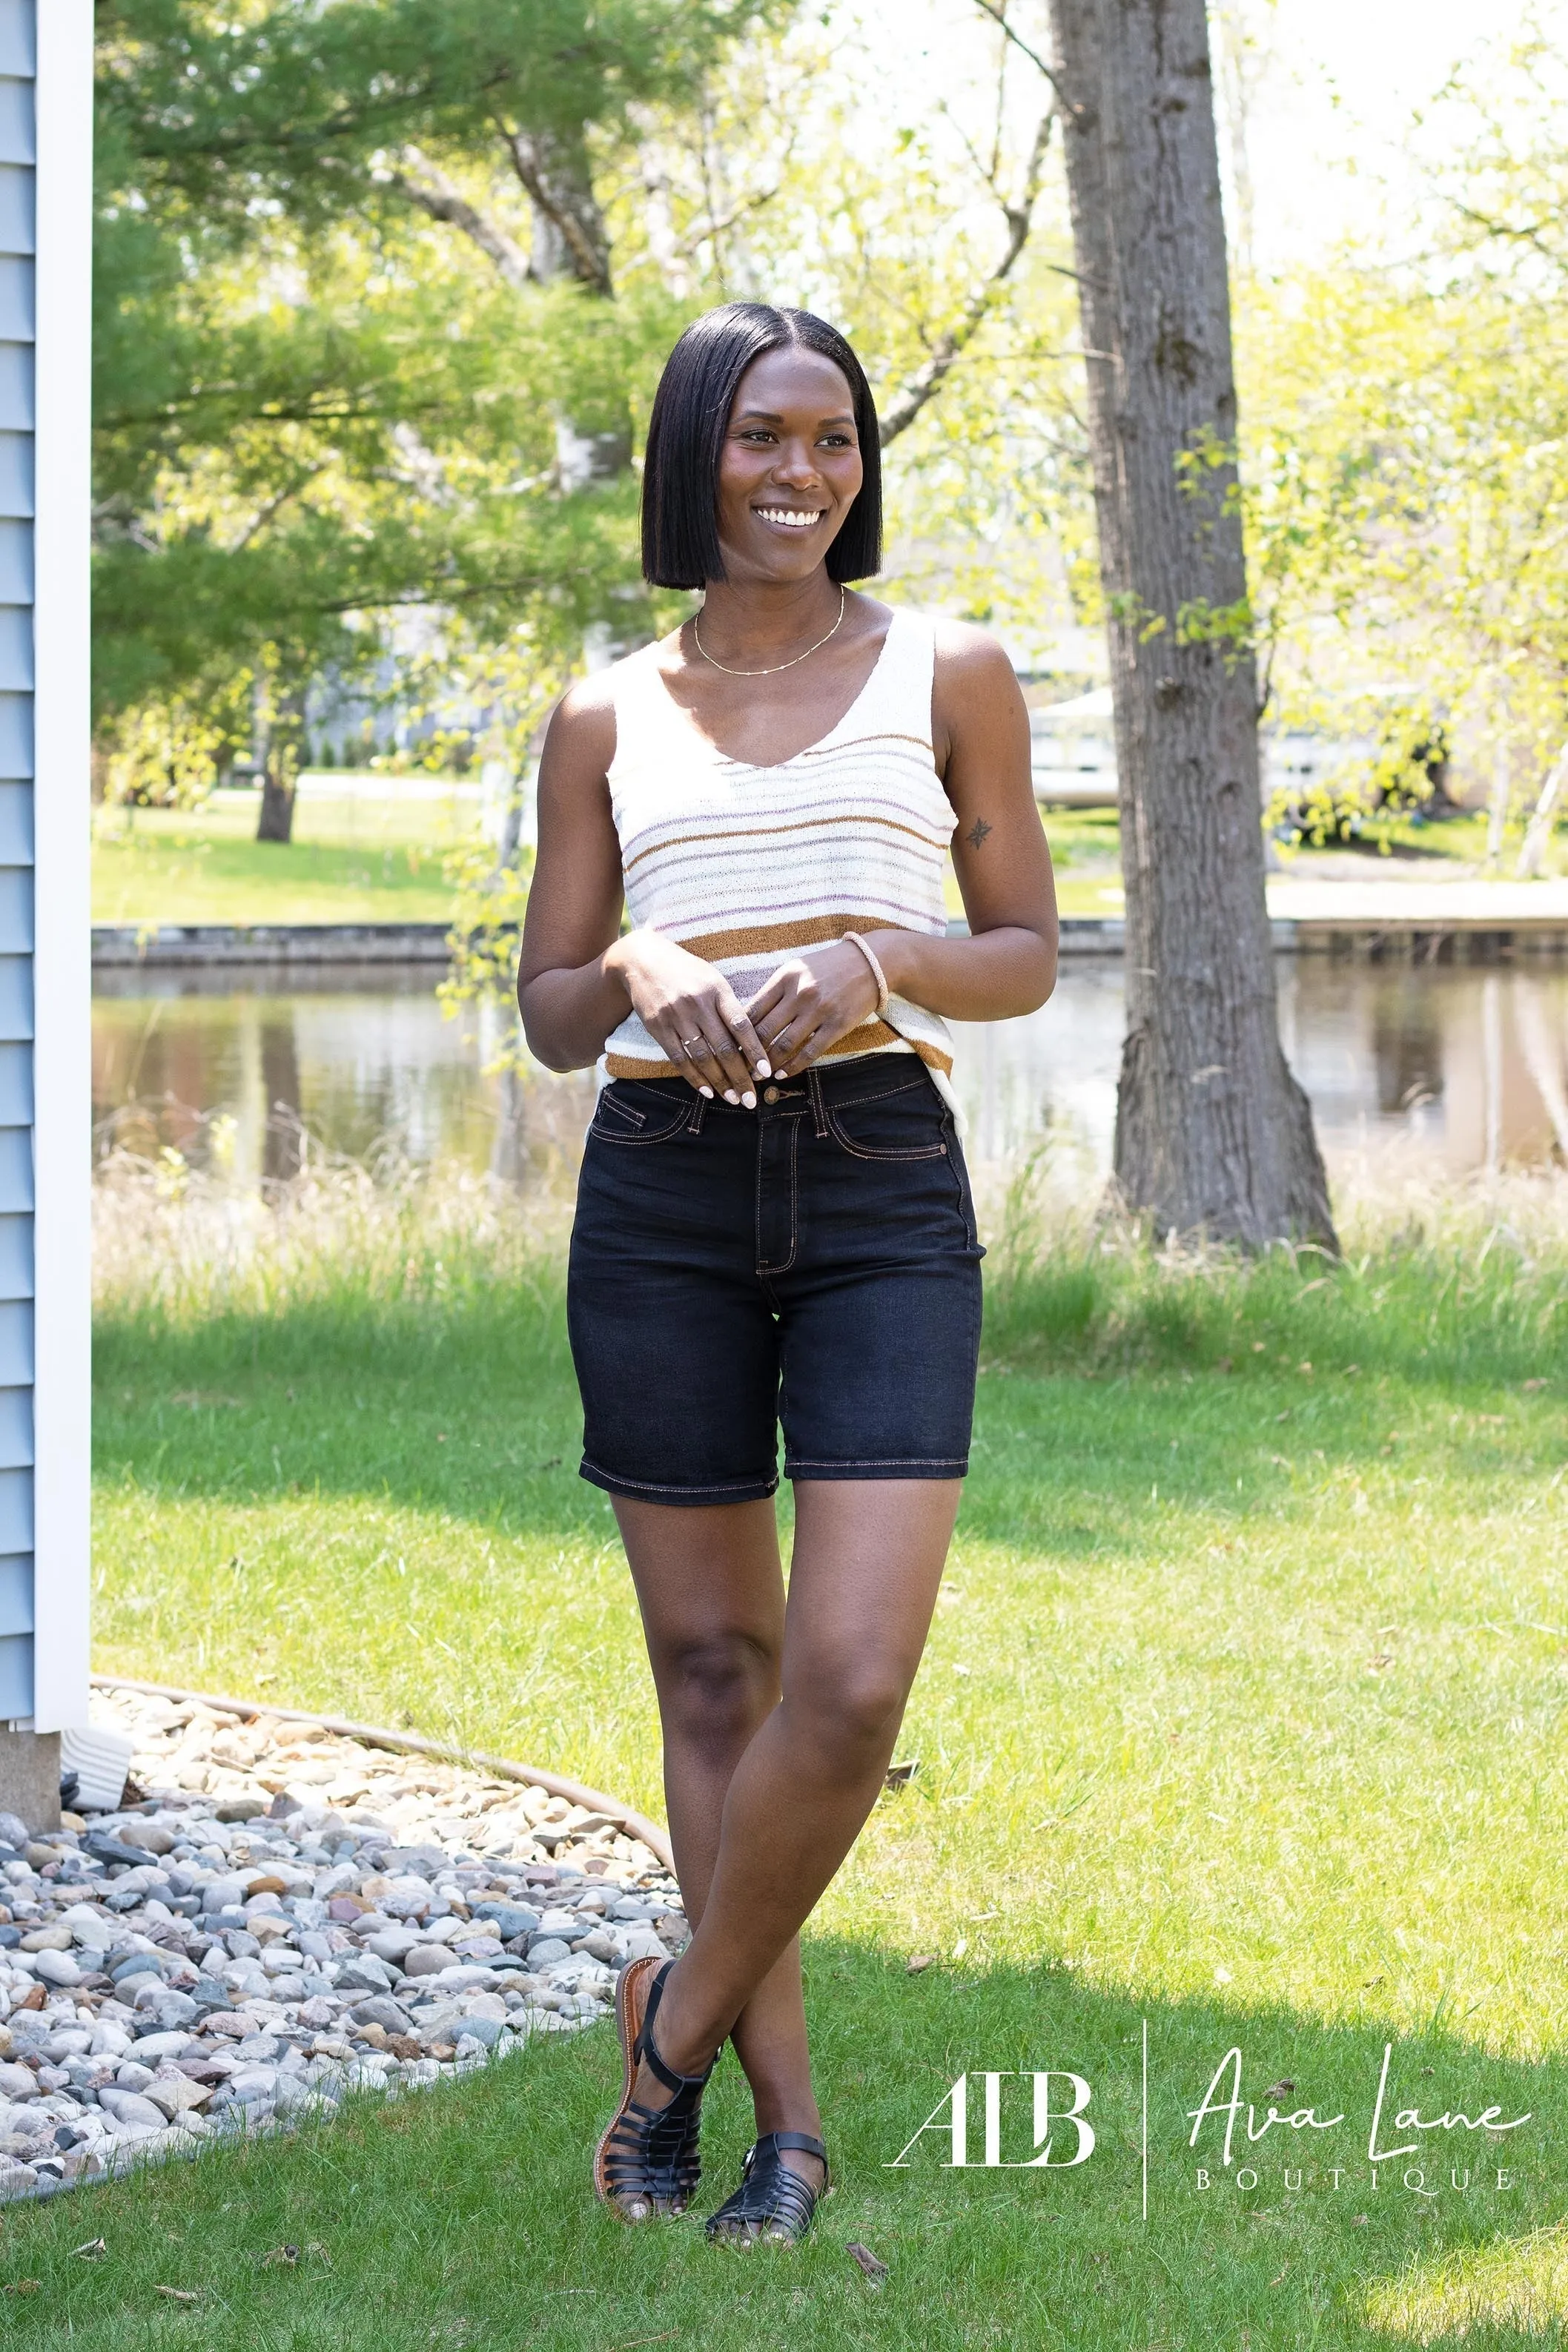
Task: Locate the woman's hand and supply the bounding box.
[609,931,770,1103]
[743,941,882,1078]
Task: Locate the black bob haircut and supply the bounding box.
[641,303,882,590]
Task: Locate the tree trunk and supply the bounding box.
[1516,741,1567,879]
[509,124,652,661]
[1047,0,1335,1249]
[256,682,305,844]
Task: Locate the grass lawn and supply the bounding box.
[94,787,1561,934]
[11,1169,1567,2346]
[92,784,473,928]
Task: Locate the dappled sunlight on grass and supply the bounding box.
[1363,2222,1568,2343]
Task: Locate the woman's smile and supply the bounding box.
[752,505,824,532]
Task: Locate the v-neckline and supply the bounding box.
[649,610,900,773]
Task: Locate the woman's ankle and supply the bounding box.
[645,1964,724,2079]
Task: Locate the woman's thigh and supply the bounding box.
[612,1496,789,1679]
[781,1479,961,1720]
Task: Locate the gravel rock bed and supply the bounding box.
[0,1687,686,2204]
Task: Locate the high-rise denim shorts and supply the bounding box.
[566,1053,985,1506]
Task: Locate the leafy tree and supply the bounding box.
[1233,31,1568,876]
[93,0,783,835]
[1042,0,1335,1248]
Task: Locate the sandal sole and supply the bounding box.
[592,1953,670,2217]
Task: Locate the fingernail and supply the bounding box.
[755,1058,772,1077]
[742,1091,756,1109]
[724,1090,739,1104]
[700,1086,714,1098]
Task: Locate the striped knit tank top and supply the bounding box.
[601,607,959,1110]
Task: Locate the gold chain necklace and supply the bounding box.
[692,585,847,677]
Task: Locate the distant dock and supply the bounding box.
[91,885,1568,972]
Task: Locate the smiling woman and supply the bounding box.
[514,302,1059,2249]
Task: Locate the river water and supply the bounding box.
[90,958,1568,1192]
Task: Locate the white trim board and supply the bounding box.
[29,0,90,1732]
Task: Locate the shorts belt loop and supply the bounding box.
[807,1065,829,1137]
[689,1091,707,1136]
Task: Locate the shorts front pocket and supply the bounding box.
[589,1080,695,1146]
[823,1080,950,1163]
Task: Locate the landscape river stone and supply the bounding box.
[0,1688,685,2203]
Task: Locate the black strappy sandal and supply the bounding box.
[594,1955,718,2221]
[704,2129,831,2245]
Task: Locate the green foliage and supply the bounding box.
[99,675,252,807]
[96,0,765,234]
[90,0,777,742]
[1234,36,1568,845]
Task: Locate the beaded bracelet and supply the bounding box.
[842,930,890,1015]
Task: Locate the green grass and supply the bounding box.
[16,1164,1567,2346]
[93,787,1561,935]
[92,784,472,928]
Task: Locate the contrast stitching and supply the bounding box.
[589,1102,695,1147]
[825,1074,930,1111]
[824,1103,947,1161]
[756,1114,800,1277]
[946,1119,979,1247]
[784,1456,969,1470]
[581,1458,778,1496]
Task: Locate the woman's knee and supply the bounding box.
[782,1653,911,1767]
[656,1628,781,1747]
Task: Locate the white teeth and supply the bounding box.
[755,508,821,529]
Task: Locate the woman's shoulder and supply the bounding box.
[925,615,1028,744]
[867,599,1017,679]
[544,629,675,755]
[927,612,1019,682]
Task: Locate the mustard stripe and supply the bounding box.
[622,859,950,909]
[622,805,951,879]
[674,915,918,962]
[603,1028,953,1085]
[658,897,943,938]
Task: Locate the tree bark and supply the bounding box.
[256,682,305,844]
[1047,0,1335,1249]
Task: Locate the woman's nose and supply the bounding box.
[771,443,820,485]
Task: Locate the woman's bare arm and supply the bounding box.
[515,678,630,1072]
[743,622,1057,1074]
[517,678,768,1097]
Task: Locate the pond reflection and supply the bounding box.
[92,957,1568,1193]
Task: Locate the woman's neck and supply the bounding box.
[691,572,847,663]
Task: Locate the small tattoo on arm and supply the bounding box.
[965,817,993,851]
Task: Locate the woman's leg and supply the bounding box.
[622,1478,962,2185]
[612,1495,824,2147]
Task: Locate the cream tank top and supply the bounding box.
[600,607,961,1117]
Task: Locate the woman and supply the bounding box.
[517,303,1057,2245]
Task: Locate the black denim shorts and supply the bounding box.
[566,1053,985,1506]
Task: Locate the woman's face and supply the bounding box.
[713,345,864,586]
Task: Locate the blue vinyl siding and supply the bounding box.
[0,0,32,1720]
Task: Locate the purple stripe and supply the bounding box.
[617,791,955,860]
[629,856,950,908]
[644,896,947,934]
